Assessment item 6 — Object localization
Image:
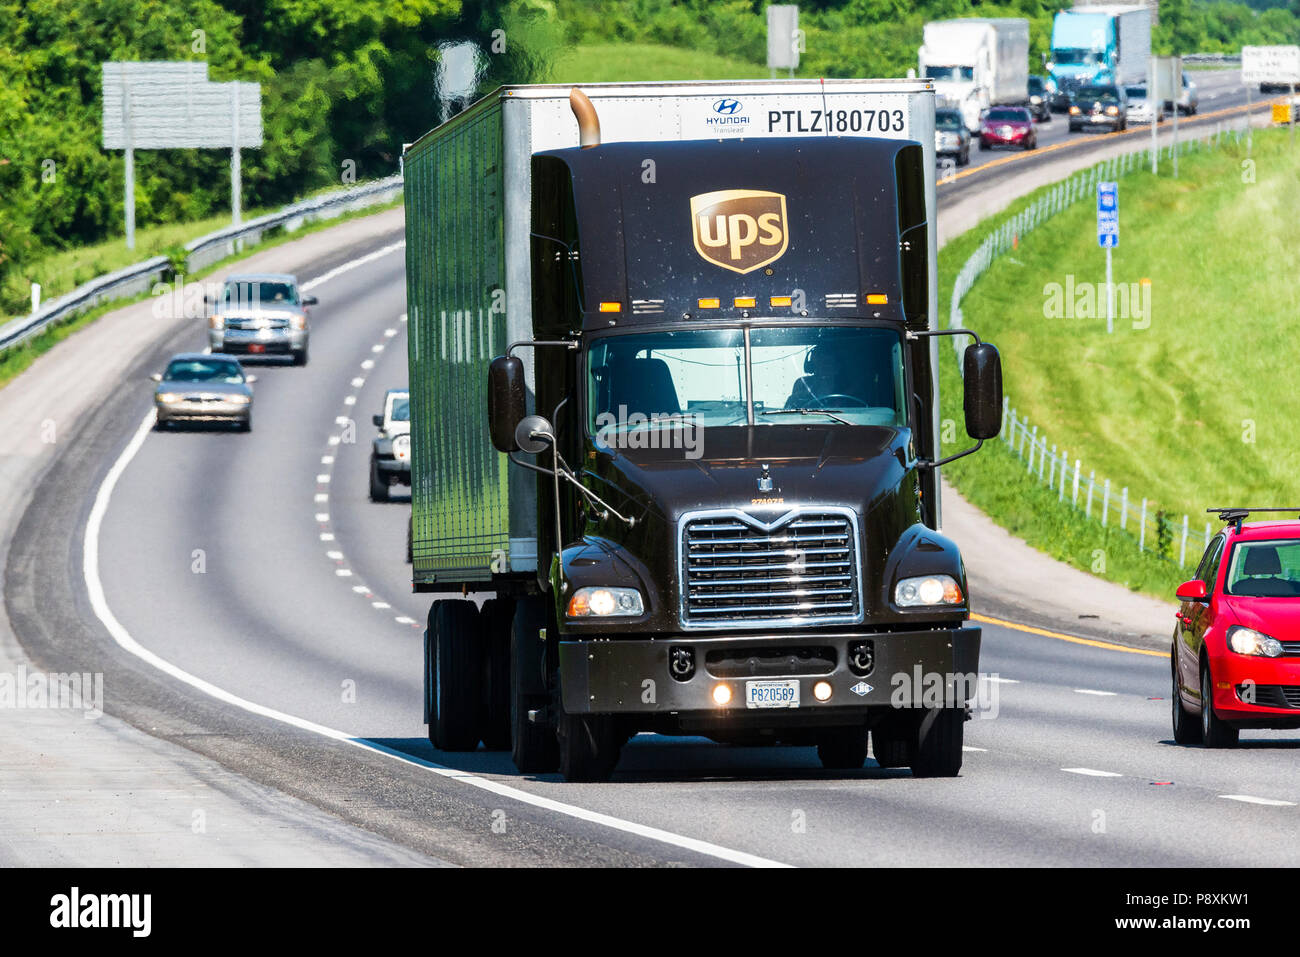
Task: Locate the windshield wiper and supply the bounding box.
[759,408,853,426]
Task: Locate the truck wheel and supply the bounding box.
[1200,663,1239,749]
[871,719,913,768]
[480,597,513,751]
[429,599,483,752]
[1171,651,1202,745]
[816,727,868,770]
[909,708,964,778]
[510,600,559,773]
[369,457,389,502]
[557,706,621,782]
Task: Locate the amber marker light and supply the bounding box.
[599,301,622,313]
[734,296,756,308]
[698,298,720,309]
[770,295,792,307]
[865,293,888,305]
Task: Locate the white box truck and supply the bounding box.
[919,18,1030,132]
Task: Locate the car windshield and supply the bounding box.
[935,111,963,131]
[390,395,410,421]
[164,359,244,384]
[1125,86,1146,99]
[586,325,906,440]
[1078,87,1118,103]
[223,281,298,307]
[1224,539,1300,597]
[924,65,974,82]
[1054,48,1099,65]
[987,109,1025,121]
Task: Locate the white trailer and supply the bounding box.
[919,18,1030,131]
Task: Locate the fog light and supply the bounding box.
[813,681,833,702]
[712,684,732,706]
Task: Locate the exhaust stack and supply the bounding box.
[569,87,601,148]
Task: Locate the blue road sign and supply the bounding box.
[1097,181,1119,248]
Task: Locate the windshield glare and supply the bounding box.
[165,359,244,384]
[1225,540,1300,597]
[586,326,907,440]
[1055,49,1099,65]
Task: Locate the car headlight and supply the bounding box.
[1069,105,1081,115]
[157,392,181,403]
[567,586,644,618]
[228,395,251,405]
[895,575,964,608]
[1226,626,1283,658]
[289,314,306,330]
[209,315,225,331]
[393,434,411,461]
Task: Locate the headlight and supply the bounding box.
[209,315,225,330]
[157,392,181,403]
[895,575,964,607]
[567,586,644,618]
[1226,626,1283,657]
[1105,105,1119,116]
[228,395,251,405]
[393,434,411,461]
[1069,105,1081,115]
[290,314,306,330]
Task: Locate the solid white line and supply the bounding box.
[1220,794,1296,807]
[299,240,405,293]
[84,422,788,868]
[1074,689,1117,697]
[1062,767,1122,777]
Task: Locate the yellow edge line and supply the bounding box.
[941,98,1280,186]
[970,612,1166,657]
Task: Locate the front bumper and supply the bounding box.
[982,131,1030,146]
[210,328,307,355]
[1209,652,1300,725]
[1072,114,1122,130]
[558,626,981,715]
[375,457,411,482]
[156,398,250,422]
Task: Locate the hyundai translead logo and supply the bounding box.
[690,189,789,275]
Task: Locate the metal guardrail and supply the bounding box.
[0,173,404,353]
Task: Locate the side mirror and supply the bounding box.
[372,414,384,427]
[514,415,554,455]
[150,373,163,382]
[1176,579,1208,602]
[963,342,1003,440]
[244,374,257,384]
[302,295,318,306]
[488,355,527,452]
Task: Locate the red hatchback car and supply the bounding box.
[978,107,1037,151]
[1173,509,1300,747]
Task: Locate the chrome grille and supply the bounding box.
[680,509,862,628]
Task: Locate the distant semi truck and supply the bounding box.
[919,18,1030,132]
[1049,5,1152,94]
[401,81,1003,782]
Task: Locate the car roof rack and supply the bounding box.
[1207,507,1300,532]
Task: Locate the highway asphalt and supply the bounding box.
[7,69,1297,867]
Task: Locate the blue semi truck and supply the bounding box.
[1049,5,1152,96]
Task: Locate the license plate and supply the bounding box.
[247,344,265,353]
[745,679,799,709]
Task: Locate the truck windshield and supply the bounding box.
[1054,49,1100,65]
[587,326,906,440]
[924,66,974,82]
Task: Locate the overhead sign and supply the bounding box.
[102,62,262,149]
[1097,181,1118,248]
[1241,45,1300,85]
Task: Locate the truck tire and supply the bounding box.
[1171,651,1202,745]
[871,719,913,768]
[510,599,558,773]
[369,456,389,502]
[909,707,964,778]
[429,599,483,752]
[557,706,621,782]
[816,727,868,770]
[1200,662,1239,748]
[480,597,513,751]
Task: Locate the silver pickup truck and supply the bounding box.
[208,272,315,366]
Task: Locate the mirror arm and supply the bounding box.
[918,438,983,470]
[507,339,580,356]
[905,327,983,346]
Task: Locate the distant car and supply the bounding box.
[208,272,316,366]
[1165,71,1198,115]
[1173,510,1300,748]
[1124,84,1165,125]
[152,353,255,431]
[370,388,411,502]
[1027,75,1053,122]
[1069,84,1128,133]
[934,107,971,167]
[979,107,1037,151]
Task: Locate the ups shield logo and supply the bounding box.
[690,189,789,275]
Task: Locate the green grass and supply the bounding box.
[938,128,1300,599]
[0,197,401,391]
[552,42,769,83]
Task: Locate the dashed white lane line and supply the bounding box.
[314,493,329,503]
[395,616,415,625]
[328,435,341,446]
[321,455,334,465]
[962,746,988,753]
[343,396,356,406]
[86,409,790,867]
[319,533,334,541]
[1074,689,1118,697]
[1062,768,1123,777]
[315,512,330,522]
[384,328,397,338]
[372,601,391,610]
[326,551,343,560]
[335,569,353,577]
[351,378,364,388]
[1220,795,1296,807]
[316,474,331,484]
[371,344,384,353]
[361,359,374,370]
